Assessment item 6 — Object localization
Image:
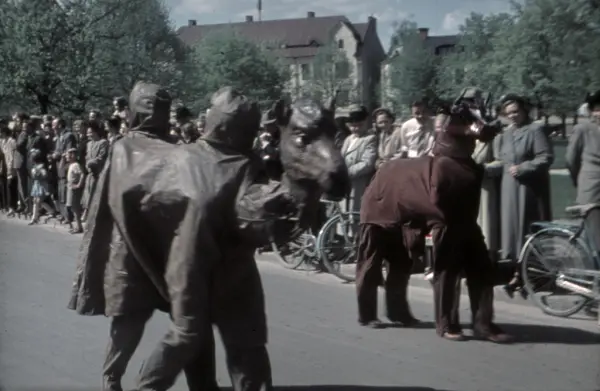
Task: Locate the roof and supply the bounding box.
[177,15,365,59]
[423,34,459,51]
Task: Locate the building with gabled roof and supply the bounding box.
[177,11,386,110]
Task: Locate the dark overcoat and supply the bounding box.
[68,134,268,346]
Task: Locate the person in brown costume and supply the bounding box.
[69,82,219,391]
[356,100,513,343]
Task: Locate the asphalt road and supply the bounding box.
[0,217,598,391]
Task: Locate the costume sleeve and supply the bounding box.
[347,135,377,178]
[515,125,554,178]
[565,124,584,186]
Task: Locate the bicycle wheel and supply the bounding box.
[317,212,360,282]
[520,227,595,318]
[271,231,317,270]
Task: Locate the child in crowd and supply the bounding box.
[28,149,55,225]
[66,148,85,234]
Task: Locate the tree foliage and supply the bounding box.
[436,12,515,100]
[301,43,354,105]
[434,0,600,116]
[385,20,438,115]
[187,30,290,111]
[0,0,193,115]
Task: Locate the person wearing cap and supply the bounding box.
[492,94,553,297]
[386,100,435,160]
[371,107,396,168]
[566,90,600,258]
[341,104,377,213]
[254,109,283,181]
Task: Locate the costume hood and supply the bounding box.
[203,87,261,153]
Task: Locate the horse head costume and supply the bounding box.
[68,84,350,390]
[356,93,511,342]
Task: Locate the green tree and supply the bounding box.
[301,43,354,105]
[499,0,599,116]
[436,12,515,101]
[187,30,290,111]
[385,20,438,115]
[0,0,189,115]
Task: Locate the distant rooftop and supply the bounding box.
[177,12,372,59]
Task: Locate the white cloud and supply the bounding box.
[441,9,468,33]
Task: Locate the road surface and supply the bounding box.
[0,217,598,391]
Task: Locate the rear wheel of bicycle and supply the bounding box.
[271,231,317,270]
[317,212,360,282]
[520,228,595,318]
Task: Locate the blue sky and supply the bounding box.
[168,0,514,50]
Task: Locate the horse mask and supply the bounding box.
[203,87,261,153]
[433,101,501,158]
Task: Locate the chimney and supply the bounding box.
[188,19,197,26]
[368,15,376,31]
[307,11,315,18]
[418,27,429,39]
[245,15,253,22]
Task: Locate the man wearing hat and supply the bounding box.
[341,104,377,213]
[566,90,600,254]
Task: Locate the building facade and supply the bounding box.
[177,12,386,110]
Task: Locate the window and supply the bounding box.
[300,63,310,80]
[337,39,344,49]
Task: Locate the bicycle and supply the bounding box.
[270,199,360,281]
[518,203,600,318]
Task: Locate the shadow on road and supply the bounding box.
[499,323,600,344]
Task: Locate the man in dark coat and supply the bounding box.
[356,101,512,343]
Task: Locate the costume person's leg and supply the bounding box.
[430,225,465,339]
[103,311,153,391]
[462,231,512,343]
[355,224,385,326]
[216,251,273,391]
[383,226,418,325]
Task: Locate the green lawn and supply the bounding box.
[551,173,577,218]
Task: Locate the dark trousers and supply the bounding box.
[15,168,28,211]
[355,224,415,323]
[430,225,495,335]
[6,176,18,210]
[103,311,219,391]
[0,176,6,210]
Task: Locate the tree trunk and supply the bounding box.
[37,95,50,114]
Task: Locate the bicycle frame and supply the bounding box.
[524,205,600,300]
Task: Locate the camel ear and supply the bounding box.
[271,99,291,126]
